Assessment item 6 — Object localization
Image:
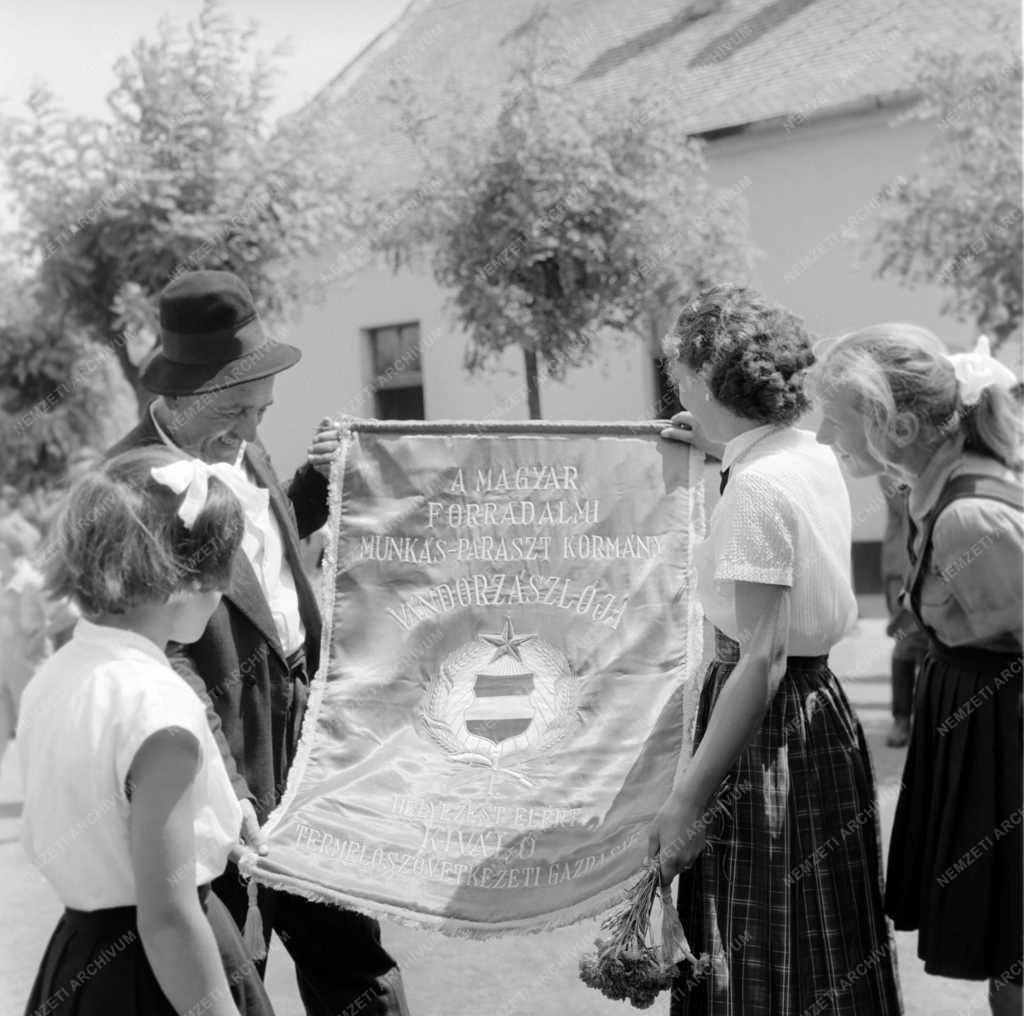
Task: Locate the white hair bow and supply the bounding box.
[945,335,1018,407]
[151,458,269,529]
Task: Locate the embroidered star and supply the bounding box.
[478,616,537,664]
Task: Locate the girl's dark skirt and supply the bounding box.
[672,632,902,1016]
[885,640,1023,983]
[24,885,274,1016]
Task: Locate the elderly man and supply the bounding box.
[108,270,408,1016]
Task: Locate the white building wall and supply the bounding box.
[265,105,977,551]
[705,106,976,544]
[268,268,657,470]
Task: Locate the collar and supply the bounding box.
[149,400,247,468]
[149,399,180,451]
[907,432,966,523]
[721,423,782,472]
[73,617,168,665]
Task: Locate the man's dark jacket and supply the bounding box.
[107,412,327,821]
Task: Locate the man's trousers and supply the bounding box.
[215,862,411,1016]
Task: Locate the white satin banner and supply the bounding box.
[254,421,705,936]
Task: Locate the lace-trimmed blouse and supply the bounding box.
[693,426,858,662]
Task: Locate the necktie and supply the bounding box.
[719,467,731,495]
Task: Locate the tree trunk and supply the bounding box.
[101,319,149,419]
[99,329,146,413]
[523,345,542,419]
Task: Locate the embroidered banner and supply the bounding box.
[254,422,705,935]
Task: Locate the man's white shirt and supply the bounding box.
[150,402,305,656]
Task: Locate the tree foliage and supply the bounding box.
[381,15,755,417]
[0,0,353,413]
[0,265,131,496]
[873,20,1022,350]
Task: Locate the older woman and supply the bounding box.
[651,285,900,1015]
[811,327,1022,1016]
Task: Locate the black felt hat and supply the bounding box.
[140,270,301,395]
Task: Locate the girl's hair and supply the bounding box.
[42,446,245,616]
[662,283,815,424]
[808,323,1023,471]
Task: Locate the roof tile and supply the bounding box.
[301,0,1012,186]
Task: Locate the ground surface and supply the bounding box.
[0,617,991,1016]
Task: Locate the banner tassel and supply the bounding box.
[242,874,267,961]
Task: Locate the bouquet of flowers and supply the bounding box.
[579,859,710,1009]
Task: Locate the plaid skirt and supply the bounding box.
[672,632,902,1016]
[885,640,1023,983]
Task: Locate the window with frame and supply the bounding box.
[367,322,425,419]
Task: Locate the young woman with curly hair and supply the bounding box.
[649,285,901,1015]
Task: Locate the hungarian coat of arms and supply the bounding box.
[420,616,580,786]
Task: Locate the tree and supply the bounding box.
[0,261,132,497]
[376,15,754,418]
[872,18,1022,352]
[0,0,354,412]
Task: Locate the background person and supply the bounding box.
[811,327,1022,1016]
[0,510,46,773]
[880,478,929,747]
[0,464,86,773]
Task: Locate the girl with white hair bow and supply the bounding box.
[809,326,1023,1016]
[18,446,275,1016]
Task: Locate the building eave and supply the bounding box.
[304,0,432,110]
[694,87,922,143]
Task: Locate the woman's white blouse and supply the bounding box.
[17,619,241,910]
[694,426,858,657]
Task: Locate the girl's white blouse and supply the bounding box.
[694,426,858,658]
[18,619,241,909]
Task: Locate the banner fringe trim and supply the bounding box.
[262,419,352,840]
[247,865,641,939]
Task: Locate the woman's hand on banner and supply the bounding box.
[239,798,269,856]
[307,418,342,478]
[228,842,262,867]
[660,411,724,463]
[648,795,708,886]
